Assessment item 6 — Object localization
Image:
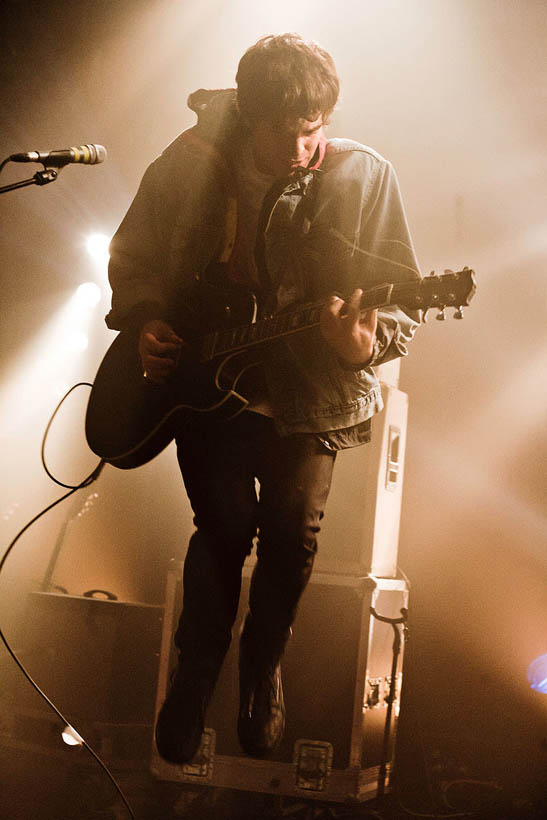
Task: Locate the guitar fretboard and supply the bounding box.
[201,283,394,361]
[199,270,475,362]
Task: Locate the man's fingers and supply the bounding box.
[324,294,344,318]
[325,289,363,319]
[138,320,183,384]
[359,307,378,330]
[321,291,364,337]
[143,355,177,384]
[142,332,180,355]
[348,288,363,315]
[155,330,183,345]
[145,352,176,368]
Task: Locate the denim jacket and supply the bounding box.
[106,90,421,445]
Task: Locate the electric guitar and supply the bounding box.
[85,268,476,469]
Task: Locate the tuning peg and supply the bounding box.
[453,306,464,319]
[436,308,446,321]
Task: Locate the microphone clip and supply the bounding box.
[0,158,62,195]
[34,167,60,184]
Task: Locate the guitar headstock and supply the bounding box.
[416,267,477,321]
[361,268,477,319]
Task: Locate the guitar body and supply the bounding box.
[85,332,255,469]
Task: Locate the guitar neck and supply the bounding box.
[199,267,477,361]
[200,282,396,361]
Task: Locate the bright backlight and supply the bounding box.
[67,330,90,352]
[86,233,110,265]
[75,282,102,308]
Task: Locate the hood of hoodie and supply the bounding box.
[186,87,243,150]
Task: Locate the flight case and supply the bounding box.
[151,564,408,803]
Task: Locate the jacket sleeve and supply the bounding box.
[299,147,422,370]
[357,159,422,367]
[106,158,172,331]
[105,141,227,332]
[360,162,421,366]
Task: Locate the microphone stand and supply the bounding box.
[0,165,60,195]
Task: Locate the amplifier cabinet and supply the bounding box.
[151,563,408,803]
[316,383,408,577]
[16,592,164,725]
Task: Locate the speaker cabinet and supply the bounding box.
[317,383,408,576]
[17,592,163,724]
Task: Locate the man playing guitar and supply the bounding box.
[104,34,422,764]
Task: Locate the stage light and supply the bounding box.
[75,282,102,308]
[0,281,103,438]
[61,724,84,746]
[527,654,547,694]
[85,233,110,266]
[66,330,90,352]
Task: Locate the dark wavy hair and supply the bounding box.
[236,34,339,126]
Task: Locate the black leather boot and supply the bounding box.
[155,663,217,764]
[156,533,244,763]
[237,617,287,757]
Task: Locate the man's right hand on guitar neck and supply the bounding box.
[139,319,183,384]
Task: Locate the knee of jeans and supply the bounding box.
[258,510,321,560]
[190,525,255,566]
[256,532,317,574]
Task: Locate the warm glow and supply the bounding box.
[0,286,102,436]
[85,233,110,266]
[66,330,89,352]
[75,282,102,309]
[1,4,545,809]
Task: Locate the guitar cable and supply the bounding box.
[0,382,135,820]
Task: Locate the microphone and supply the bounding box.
[10,144,107,166]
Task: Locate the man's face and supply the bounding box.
[250,114,326,179]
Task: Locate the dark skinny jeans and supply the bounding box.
[173,410,336,677]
